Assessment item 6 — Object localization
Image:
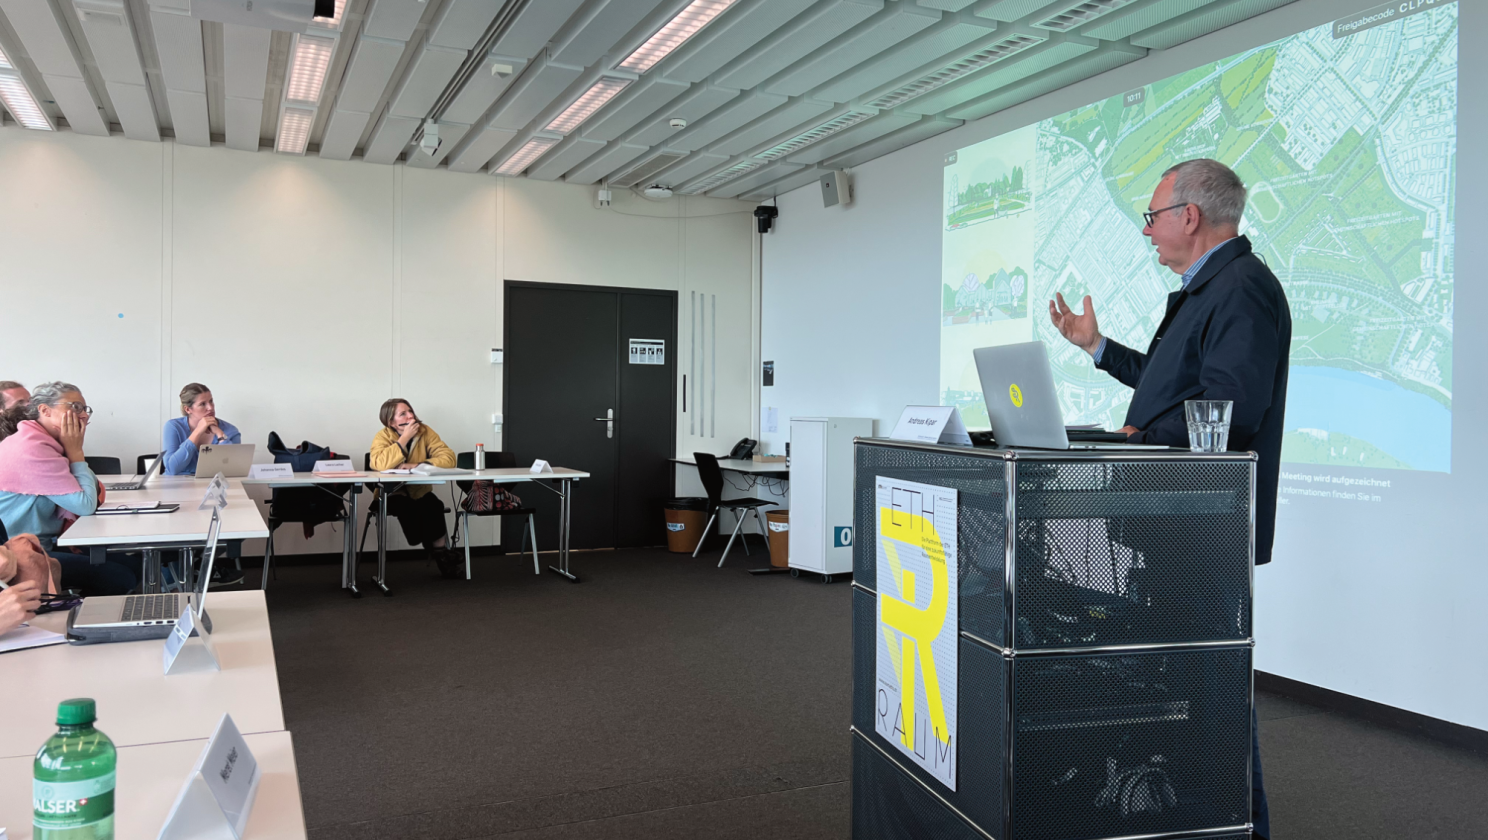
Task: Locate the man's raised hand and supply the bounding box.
[1048,292,1103,356]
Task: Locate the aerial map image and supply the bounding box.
[940,1,1456,472]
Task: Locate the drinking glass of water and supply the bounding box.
[1185,400,1233,453]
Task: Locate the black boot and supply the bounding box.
[434,549,464,580]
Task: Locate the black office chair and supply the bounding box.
[135,453,157,475]
[261,480,352,591]
[84,456,122,475]
[449,450,539,579]
[692,452,776,568]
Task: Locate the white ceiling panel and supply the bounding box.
[406,122,469,167]
[738,164,825,200]
[222,24,271,99]
[333,36,406,114]
[763,3,941,98]
[626,83,738,146]
[1131,0,1293,49]
[661,0,816,84]
[388,44,466,119]
[490,0,587,61]
[650,150,727,186]
[0,0,80,78]
[974,0,1069,21]
[363,0,424,43]
[709,160,803,198]
[916,0,978,10]
[106,81,158,139]
[580,76,688,142]
[786,110,917,164]
[564,141,648,184]
[150,10,206,93]
[224,95,262,150]
[318,108,370,159]
[166,87,208,144]
[810,18,994,104]
[363,112,420,163]
[550,0,671,69]
[945,40,1142,120]
[716,0,881,92]
[527,134,604,181]
[485,58,583,131]
[440,53,526,125]
[76,0,148,85]
[446,124,516,172]
[428,0,509,51]
[668,89,783,151]
[823,114,959,168]
[896,37,1091,115]
[36,76,104,134]
[1082,0,1214,41]
[713,97,832,156]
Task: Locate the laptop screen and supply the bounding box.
[193,510,222,620]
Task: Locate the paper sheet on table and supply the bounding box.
[0,623,67,653]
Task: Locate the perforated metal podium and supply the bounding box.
[851,439,1255,840]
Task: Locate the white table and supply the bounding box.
[671,456,789,476]
[0,591,285,760]
[0,730,305,839]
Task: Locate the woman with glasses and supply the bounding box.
[0,382,137,595]
[163,383,242,476]
[369,398,462,579]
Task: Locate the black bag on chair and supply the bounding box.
[266,432,347,530]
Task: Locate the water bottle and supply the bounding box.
[34,698,116,840]
[474,443,485,472]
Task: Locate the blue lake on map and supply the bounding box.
[1284,366,1451,472]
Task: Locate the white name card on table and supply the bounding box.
[312,459,353,473]
[163,606,219,676]
[158,714,261,840]
[198,474,230,510]
[247,463,293,479]
[530,459,554,474]
[891,405,973,447]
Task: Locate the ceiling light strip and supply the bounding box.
[276,107,315,154]
[618,0,741,75]
[682,159,762,195]
[869,35,1042,110]
[0,46,51,130]
[285,33,336,104]
[755,111,872,161]
[545,78,632,134]
[1035,0,1141,32]
[494,136,561,176]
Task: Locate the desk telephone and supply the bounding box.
[727,438,757,460]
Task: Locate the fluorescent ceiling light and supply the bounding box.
[276,106,314,154]
[494,136,560,176]
[869,35,1042,110]
[545,78,631,134]
[285,34,336,104]
[618,0,740,74]
[0,46,51,130]
[682,159,761,194]
[755,112,871,161]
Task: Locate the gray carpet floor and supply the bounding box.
[258,548,1488,839]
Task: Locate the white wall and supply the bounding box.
[762,0,1488,730]
[0,128,757,555]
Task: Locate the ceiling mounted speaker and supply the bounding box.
[192,0,320,32]
[642,185,674,199]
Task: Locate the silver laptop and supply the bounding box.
[973,341,1168,450]
[66,511,220,644]
[195,443,255,478]
[105,451,164,491]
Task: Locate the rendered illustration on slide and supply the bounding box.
[941,2,1456,472]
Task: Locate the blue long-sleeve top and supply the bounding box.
[0,461,100,549]
[162,416,242,476]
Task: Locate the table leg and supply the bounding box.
[374,490,392,595]
[143,548,161,594]
[547,478,579,583]
[347,488,362,598]
[344,487,357,592]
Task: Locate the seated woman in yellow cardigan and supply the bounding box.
[369,398,461,578]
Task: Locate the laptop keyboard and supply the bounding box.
[121,594,180,623]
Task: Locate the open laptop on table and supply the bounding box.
[195,443,255,478]
[105,451,163,491]
[66,510,221,644]
[973,341,1170,451]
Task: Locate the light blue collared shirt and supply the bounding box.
[1091,238,1235,364]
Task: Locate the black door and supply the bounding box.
[504,282,677,551]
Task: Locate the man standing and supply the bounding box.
[0,382,27,410]
[1049,158,1289,839]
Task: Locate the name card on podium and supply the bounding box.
[891,406,972,447]
[164,606,218,676]
[157,714,261,840]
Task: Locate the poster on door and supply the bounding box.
[875,475,958,791]
[629,339,666,365]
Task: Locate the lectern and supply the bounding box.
[851,439,1255,840]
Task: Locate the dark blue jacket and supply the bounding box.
[1096,236,1291,564]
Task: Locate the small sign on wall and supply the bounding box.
[629,339,665,365]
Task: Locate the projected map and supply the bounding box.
[941,2,1456,472]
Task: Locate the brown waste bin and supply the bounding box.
[766,509,789,568]
[665,498,709,553]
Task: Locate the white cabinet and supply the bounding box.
[788,417,874,577]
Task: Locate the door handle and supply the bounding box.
[592,408,614,439]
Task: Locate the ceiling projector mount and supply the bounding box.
[639,184,674,200]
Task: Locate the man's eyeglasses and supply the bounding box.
[1142,202,1190,227]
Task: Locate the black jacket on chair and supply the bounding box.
[1095,235,1291,565]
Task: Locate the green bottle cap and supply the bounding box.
[56,698,97,726]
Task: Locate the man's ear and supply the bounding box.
[1183,204,1203,234]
